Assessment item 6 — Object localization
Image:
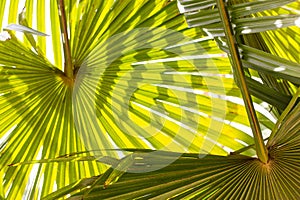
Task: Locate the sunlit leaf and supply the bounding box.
[0,0,299,199]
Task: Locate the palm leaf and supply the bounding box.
[0,0,269,198]
[45,106,300,199]
[0,0,299,199]
[179,0,299,112]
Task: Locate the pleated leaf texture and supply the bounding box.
[0,0,299,199]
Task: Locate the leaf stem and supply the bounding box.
[216,0,268,163]
[57,0,73,79]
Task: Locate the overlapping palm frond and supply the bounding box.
[44,109,300,199]
[179,0,300,113]
[45,0,300,199]
[0,0,299,199]
[44,90,300,199]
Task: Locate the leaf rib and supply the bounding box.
[215,0,268,163]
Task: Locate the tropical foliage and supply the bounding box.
[0,0,299,199]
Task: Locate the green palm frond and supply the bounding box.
[44,101,300,199]
[0,0,299,199]
[44,91,300,199]
[0,0,268,198]
[179,0,299,111]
